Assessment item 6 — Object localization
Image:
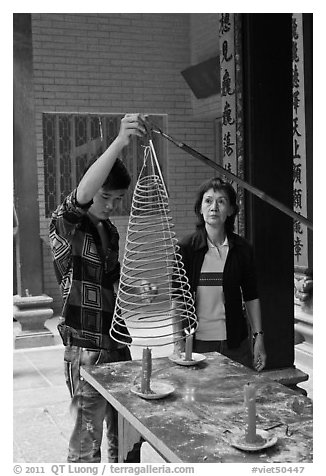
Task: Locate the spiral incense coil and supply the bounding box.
[110,142,198,347]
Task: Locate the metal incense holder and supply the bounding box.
[110,139,198,399]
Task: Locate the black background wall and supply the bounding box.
[242,14,294,369]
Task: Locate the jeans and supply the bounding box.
[64,345,133,463]
[194,338,253,368]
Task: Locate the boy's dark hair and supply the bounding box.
[194,176,239,234]
[83,157,131,190]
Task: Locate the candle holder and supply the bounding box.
[130,347,175,400]
[110,139,198,399]
[169,352,206,367]
[230,429,277,452]
[168,328,206,366]
[230,383,278,451]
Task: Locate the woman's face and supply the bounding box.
[200,188,233,228]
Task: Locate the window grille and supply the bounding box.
[43,113,166,218]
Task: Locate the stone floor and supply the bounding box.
[12,316,313,463]
[13,315,174,463]
[13,344,71,462]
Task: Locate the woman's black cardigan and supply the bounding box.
[177,227,259,349]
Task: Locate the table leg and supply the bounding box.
[118,413,142,462]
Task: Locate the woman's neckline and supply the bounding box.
[206,234,226,248]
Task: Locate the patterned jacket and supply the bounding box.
[49,189,128,349]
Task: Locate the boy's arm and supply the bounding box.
[77,113,146,205]
[49,190,87,283]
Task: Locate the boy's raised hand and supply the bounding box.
[117,113,147,147]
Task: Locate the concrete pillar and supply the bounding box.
[13,295,54,349]
[13,14,54,348]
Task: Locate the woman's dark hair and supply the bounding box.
[83,157,131,190]
[194,176,239,234]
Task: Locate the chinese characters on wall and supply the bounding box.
[292,14,308,268]
[218,13,308,258]
[218,13,245,236]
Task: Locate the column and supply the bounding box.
[13,14,54,348]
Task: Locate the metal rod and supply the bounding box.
[147,122,312,231]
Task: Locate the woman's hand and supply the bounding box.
[253,335,267,371]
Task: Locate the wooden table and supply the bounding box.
[80,352,313,463]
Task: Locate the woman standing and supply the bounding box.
[177,177,266,371]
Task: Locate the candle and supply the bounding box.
[171,300,182,356]
[141,347,152,394]
[185,330,193,361]
[244,382,257,443]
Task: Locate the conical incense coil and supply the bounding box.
[110,143,198,347]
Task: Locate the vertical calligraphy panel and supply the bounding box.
[218,13,245,236]
[292,14,308,268]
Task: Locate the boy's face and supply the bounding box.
[89,187,127,220]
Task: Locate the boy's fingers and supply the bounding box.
[123,121,146,135]
[121,113,148,136]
